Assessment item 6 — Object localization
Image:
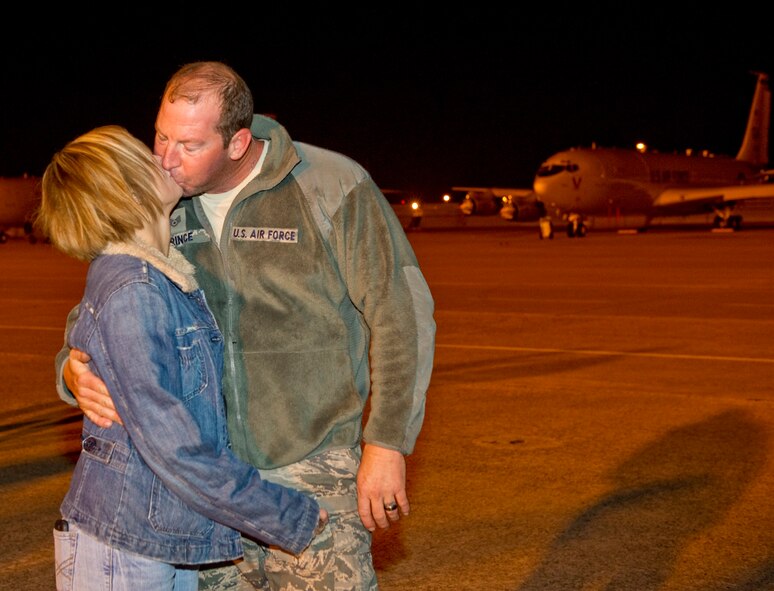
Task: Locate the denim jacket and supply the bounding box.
[60,240,319,564]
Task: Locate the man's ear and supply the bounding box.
[228,128,253,161]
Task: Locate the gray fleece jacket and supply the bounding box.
[168,115,435,470]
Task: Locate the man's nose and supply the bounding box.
[156,148,177,172]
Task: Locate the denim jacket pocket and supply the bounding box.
[148,473,214,538]
[81,435,115,463]
[176,338,208,402]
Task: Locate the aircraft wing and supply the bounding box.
[653,182,774,208]
[452,186,534,198]
[489,187,535,198]
[453,186,534,216]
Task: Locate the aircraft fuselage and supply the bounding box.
[533,147,762,221]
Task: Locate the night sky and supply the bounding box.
[2,6,772,200]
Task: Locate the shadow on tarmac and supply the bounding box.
[515,409,768,590]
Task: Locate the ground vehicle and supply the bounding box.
[0,175,40,244]
[382,188,424,230]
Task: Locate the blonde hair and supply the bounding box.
[35,125,165,261]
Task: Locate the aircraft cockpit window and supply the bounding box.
[536,162,579,177]
[536,164,564,177]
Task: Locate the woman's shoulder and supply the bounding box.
[89,251,150,286]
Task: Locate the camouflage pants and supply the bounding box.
[199,448,378,591]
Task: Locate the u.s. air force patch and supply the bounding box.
[230,227,298,243]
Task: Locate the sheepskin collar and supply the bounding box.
[102,239,198,293]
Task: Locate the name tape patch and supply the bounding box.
[169,209,213,246]
[171,228,210,246]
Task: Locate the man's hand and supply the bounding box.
[357,443,408,532]
[65,349,122,428]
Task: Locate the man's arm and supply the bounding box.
[55,305,81,405]
[344,181,436,531]
[64,349,121,428]
[56,304,121,427]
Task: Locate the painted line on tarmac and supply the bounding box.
[0,324,63,332]
[436,343,774,364]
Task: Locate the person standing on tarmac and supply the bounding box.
[39,125,327,591]
[58,61,436,590]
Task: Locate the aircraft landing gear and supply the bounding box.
[711,202,743,231]
[23,222,37,244]
[566,214,587,237]
[713,213,743,230]
[538,217,554,240]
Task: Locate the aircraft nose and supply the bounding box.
[533,178,548,196]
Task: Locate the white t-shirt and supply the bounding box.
[199,140,268,246]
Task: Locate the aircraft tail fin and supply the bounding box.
[735,72,770,166]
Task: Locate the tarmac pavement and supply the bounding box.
[1,225,772,590]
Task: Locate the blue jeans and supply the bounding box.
[54,521,199,590]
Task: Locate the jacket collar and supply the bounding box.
[102,240,198,293]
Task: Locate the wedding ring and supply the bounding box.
[384,501,398,512]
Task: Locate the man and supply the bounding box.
[59,61,435,590]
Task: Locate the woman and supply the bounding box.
[36,126,326,590]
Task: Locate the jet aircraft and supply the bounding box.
[531,71,772,237]
[0,174,41,243]
[456,72,773,238]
